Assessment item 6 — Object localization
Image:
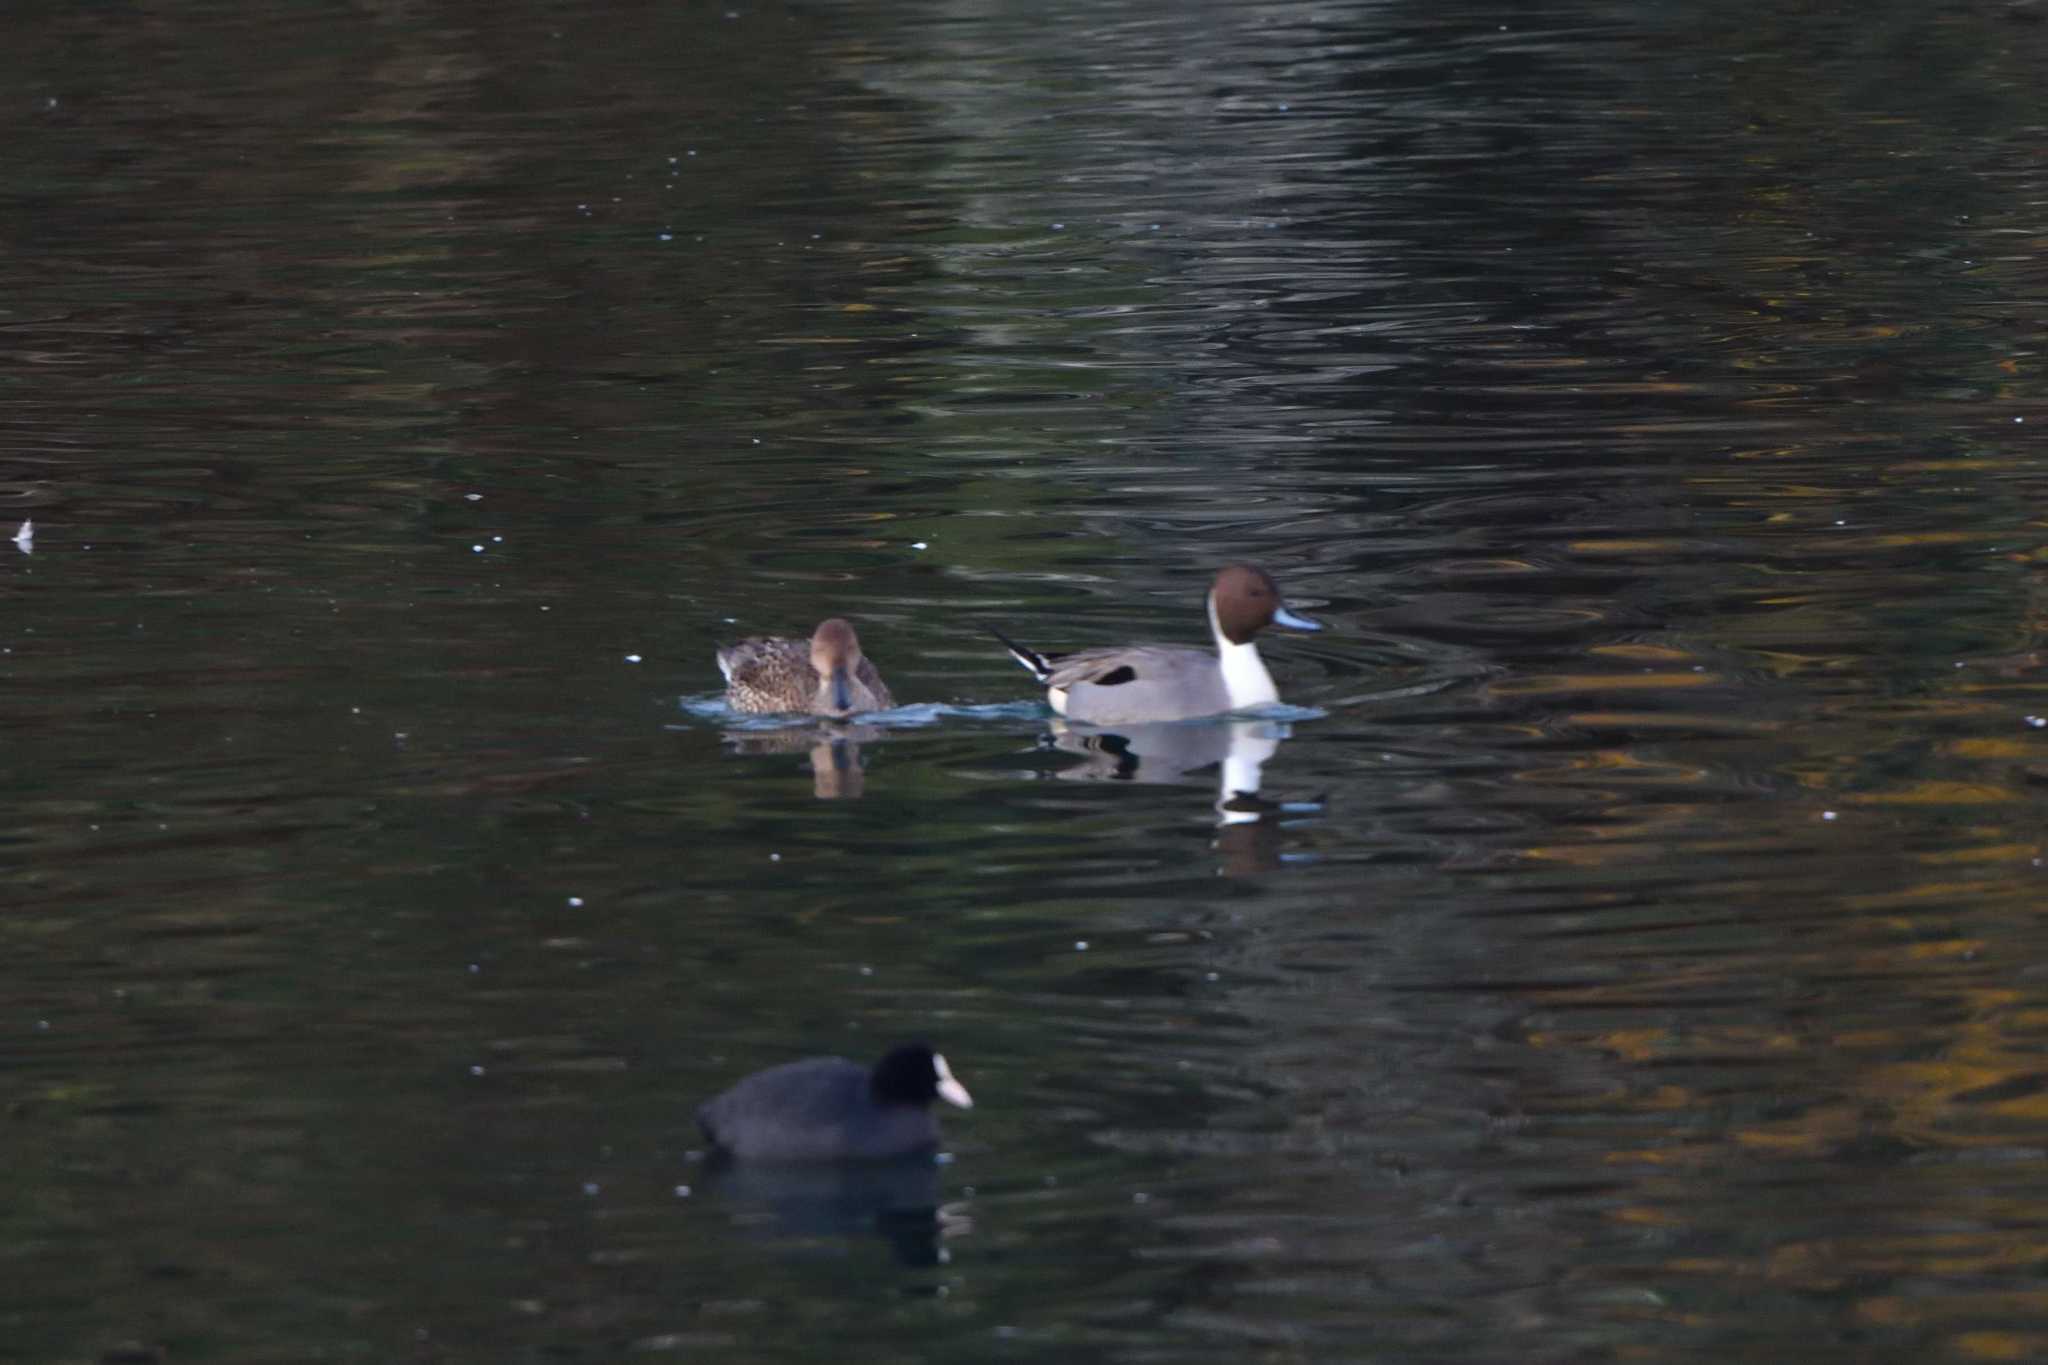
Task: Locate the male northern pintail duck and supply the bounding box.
[717,617,895,716]
[697,1042,974,1162]
[992,563,1321,724]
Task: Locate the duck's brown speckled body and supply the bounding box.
[717,618,894,716]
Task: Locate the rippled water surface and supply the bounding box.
[6,1,2048,1361]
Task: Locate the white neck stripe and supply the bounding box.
[1210,593,1278,709]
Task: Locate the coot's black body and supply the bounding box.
[696,1043,972,1163]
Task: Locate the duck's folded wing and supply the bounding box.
[854,656,895,708]
[1044,645,1204,690]
[718,637,804,685]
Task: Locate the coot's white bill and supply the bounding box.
[934,1053,973,1109]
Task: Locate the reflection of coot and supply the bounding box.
[698,1156,950,1267]
[696,1043,973,1161]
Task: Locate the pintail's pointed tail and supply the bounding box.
[987,623,1055,684]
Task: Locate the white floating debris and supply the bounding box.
[673,1185,692,1198]
[582,1182,601,1196]
[911,541,929,550]
[469,1064,486,1076]
[769,853,781,862]
[1074,940,1089,951]
[624,654,643,664]
[567,896,585,907]
[12,520,30,553]
[471,544,485,553]
[1822,810,1839,821]
[464,492,482,501]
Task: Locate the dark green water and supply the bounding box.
[5,1,2048,1361]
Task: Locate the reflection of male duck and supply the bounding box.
[725,723,878,800]
[1046,718,1289,826]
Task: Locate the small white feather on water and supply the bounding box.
[12,520,30,553]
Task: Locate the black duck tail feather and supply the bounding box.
[986,623,1055,683]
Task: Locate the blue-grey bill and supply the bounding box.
[831,668,854,713]
[1273,605,1322,632]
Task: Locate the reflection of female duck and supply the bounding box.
[725,723,878,800]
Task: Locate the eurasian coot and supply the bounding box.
[696,1042,973,1161]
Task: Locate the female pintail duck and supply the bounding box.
[717,617,895,716]
[991,564,1320,724]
